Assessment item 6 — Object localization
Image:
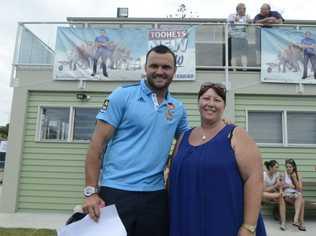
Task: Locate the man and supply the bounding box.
[253,3,284,64]
[299,31,316,79]
[83,45,189,236]
[254,3,284,25]
[91,30,111,77]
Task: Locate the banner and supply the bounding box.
[261,28,316,84]
[54,27,195,80]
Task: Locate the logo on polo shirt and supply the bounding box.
[167,103,176,110]
[165,102,176,120]
[100,99,109,113]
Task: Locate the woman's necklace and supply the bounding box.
[199,120,225,142]
[200,123,223,141]
[201,128,211,141]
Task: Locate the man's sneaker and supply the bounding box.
[280,223,286,231]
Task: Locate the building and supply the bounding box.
[1,17,316,214]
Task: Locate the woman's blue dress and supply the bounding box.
[169,125,266,236]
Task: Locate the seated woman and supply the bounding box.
[283,159,306,231]
[262,160,286,230]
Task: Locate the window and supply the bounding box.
[248,112,283,144]
[40,108,69,140]
[73,108,99,140]
[287,112,316,144]
[38,106,99,141]
[196,25,225,67]
[248,111,316,145]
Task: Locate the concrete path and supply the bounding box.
[0,211,315,235]
[265,217,315,235]
[0,212,69,229]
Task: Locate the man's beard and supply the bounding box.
[146,75,172,90]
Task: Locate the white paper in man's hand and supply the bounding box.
[57,205,127,236]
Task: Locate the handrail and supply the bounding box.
[18,20,316,28]
[21,24,55,54]
[11,21,316,87]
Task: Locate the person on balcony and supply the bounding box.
[254,3,284,25]
[227,3,252,70]
[254,4,284,64]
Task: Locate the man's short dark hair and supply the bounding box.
[145,45,177,68]
[261,3,271,10]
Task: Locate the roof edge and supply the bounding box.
[66,17,316,25]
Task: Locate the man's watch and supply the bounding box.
[83,186,98,197]
[241,223,256,233]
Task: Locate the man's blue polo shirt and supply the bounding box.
[96,80,189,191]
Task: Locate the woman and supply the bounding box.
[262,160,286,230]
[169,82,266,236]
[283,159,306,231]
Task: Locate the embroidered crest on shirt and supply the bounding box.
[165,102,176,120]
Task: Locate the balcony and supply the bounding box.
[11,18,316,85]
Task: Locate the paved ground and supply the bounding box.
[265,217,315,235]
[0,185,315,234]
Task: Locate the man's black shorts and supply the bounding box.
[99,186,169,236]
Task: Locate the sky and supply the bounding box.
[0,0,315,126]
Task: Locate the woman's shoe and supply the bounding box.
[292,222,307,231]
[298,225,306,231]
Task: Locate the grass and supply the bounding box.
[0,228,56,236]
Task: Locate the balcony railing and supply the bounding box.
[12,20,315,83]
